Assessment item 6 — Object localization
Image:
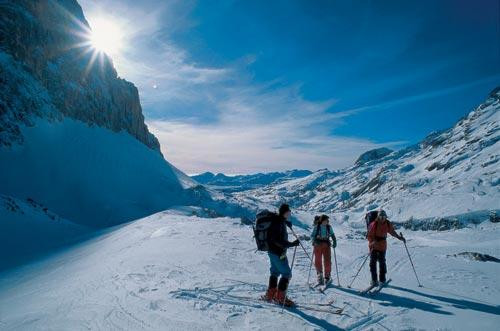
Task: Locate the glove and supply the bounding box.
[332,239,337,249]
[290,239,300,247]
[399,232,406,243]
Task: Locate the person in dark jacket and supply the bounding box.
[262,203,299,306]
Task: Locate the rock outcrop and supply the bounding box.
[0,0,160,151]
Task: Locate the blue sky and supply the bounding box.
[79,0,500,174]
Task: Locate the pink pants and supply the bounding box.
[313,242,331,277]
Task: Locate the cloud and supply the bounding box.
[80,0,405,174]
[147,82,405,174]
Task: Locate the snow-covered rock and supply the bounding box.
[355,147,393,166]
[191,169,313,192]
[0,0,159,151]
[233,88,500,225]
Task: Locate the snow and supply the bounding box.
[0,118,193,227]
[0,117,253,230]
[0,210,498,330]
[231,91,500,225]
[0,195,90,270]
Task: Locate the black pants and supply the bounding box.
[369,250,387,282]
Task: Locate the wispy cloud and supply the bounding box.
[79,0,405,174]
[147,82,405,173]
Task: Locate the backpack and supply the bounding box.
[365,210,378,230]
[253,210,278,251]
[314,224,331,241]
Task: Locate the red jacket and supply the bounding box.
[367,220,398,252]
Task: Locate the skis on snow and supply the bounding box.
[310,278,336,293]
[359,279,392,296]
[319,278,333,293]
[213,290,344,315]
[368,279,391,295]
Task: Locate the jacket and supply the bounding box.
[367,220,398,252]
[267,215,295,256]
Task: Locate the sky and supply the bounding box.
[79,0,500,174]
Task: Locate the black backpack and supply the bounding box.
[253,210,277,251]
[365,210,379,230]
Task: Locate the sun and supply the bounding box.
[88,18,123,55]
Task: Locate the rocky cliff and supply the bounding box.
[0,0,159,151]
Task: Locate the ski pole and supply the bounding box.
[348,253,369,288]
[306,247,314,286]
[289,226,313,263]
[333,247,340,287]
[282,245,298,312]
[402,234,422,287]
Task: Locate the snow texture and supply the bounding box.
[0,210,498,330]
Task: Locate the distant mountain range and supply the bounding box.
[191,170,313,192]
[230,88,499,224]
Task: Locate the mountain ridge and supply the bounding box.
[231,88,499,223]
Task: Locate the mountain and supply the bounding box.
[355,147,393,166]
[191,170,313,192]
[0,0,250,264]
[0,0,159,151]
[232,88,500,225]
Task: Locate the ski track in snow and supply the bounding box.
[0,211,499,330]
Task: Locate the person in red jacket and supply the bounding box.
[367,210,405,286]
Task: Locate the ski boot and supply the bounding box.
[275,290,296,307]
[261,288,277,302]
[317,273,324,286]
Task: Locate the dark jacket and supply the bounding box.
[267,215,295,256]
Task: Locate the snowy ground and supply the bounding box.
[0,210,499,330]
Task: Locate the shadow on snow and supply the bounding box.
[170,283,343,331]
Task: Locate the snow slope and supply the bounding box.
[233,89,500,225]
[0,211,498,330]
[0,194,90,270]
[0,117,194,227]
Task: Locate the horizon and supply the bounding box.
[79,0,500,174]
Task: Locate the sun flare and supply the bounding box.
[88,18,123,55]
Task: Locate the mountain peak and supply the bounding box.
[355,147,393,166]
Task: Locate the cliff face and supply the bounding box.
[0,0,160,151]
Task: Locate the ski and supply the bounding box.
[359,283,377,295]
[319,279,333,293]
[207,289,338,308]
[205,289,343,314]
[294,304,344,315]
[368,279,392,296]
[309,282,323,290]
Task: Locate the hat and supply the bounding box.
[378,210,387,218]
[279,204,291,216]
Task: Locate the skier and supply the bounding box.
[311,214,337,285]
[367,209,405,286]
[262,203,300,307]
